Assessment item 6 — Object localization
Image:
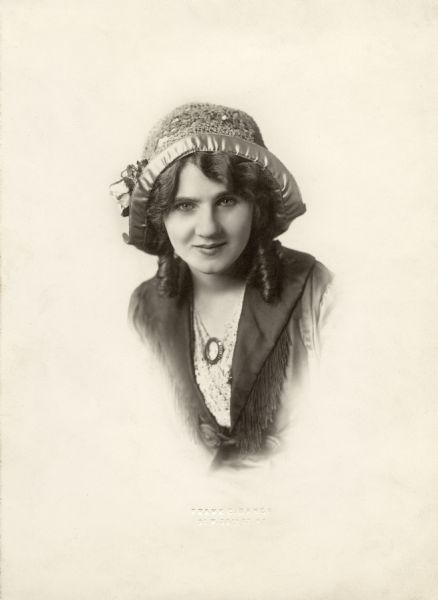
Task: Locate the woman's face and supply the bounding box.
[164,161,253,276]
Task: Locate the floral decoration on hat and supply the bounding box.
[110,159,148,217]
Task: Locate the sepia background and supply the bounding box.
[2,1,438,598]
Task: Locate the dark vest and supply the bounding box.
[130,248,319,465]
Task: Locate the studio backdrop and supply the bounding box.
[2,1,438,599]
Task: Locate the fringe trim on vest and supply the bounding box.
[231,325,291,454]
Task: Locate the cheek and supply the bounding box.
[164,215,190,247]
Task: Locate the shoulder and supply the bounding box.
[281,247,334,342]
[281,248,334,354]
[281,246,332,293]
[129,274,190,344]
[128,276,163,338]
[281,246,315,267]
[309,260,334,298]
[302,260,334,332]
[129,275,159,308]
[129,275,160,313]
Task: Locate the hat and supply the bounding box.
[111,102,306,253]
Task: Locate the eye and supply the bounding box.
[217,195,238,207]
[173,200,195,212]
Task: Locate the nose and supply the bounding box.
[195,205,221,238]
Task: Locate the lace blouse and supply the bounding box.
[192,291,245,428]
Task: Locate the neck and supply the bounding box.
[190,270,246,299]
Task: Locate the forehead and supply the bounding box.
[175,161,228,199]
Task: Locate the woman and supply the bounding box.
[111,102,333,468]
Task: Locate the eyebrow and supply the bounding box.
[173,191,231,203]
[173,196,199,203]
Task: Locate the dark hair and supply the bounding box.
[145,152,285,302]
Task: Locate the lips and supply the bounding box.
[194,242,227,249]
[193,241,227,256]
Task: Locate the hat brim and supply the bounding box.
[128,133,306,252]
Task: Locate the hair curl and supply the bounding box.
[145,152,285,302]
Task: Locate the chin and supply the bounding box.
[192,258,234,276]
[197,264,230,275]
